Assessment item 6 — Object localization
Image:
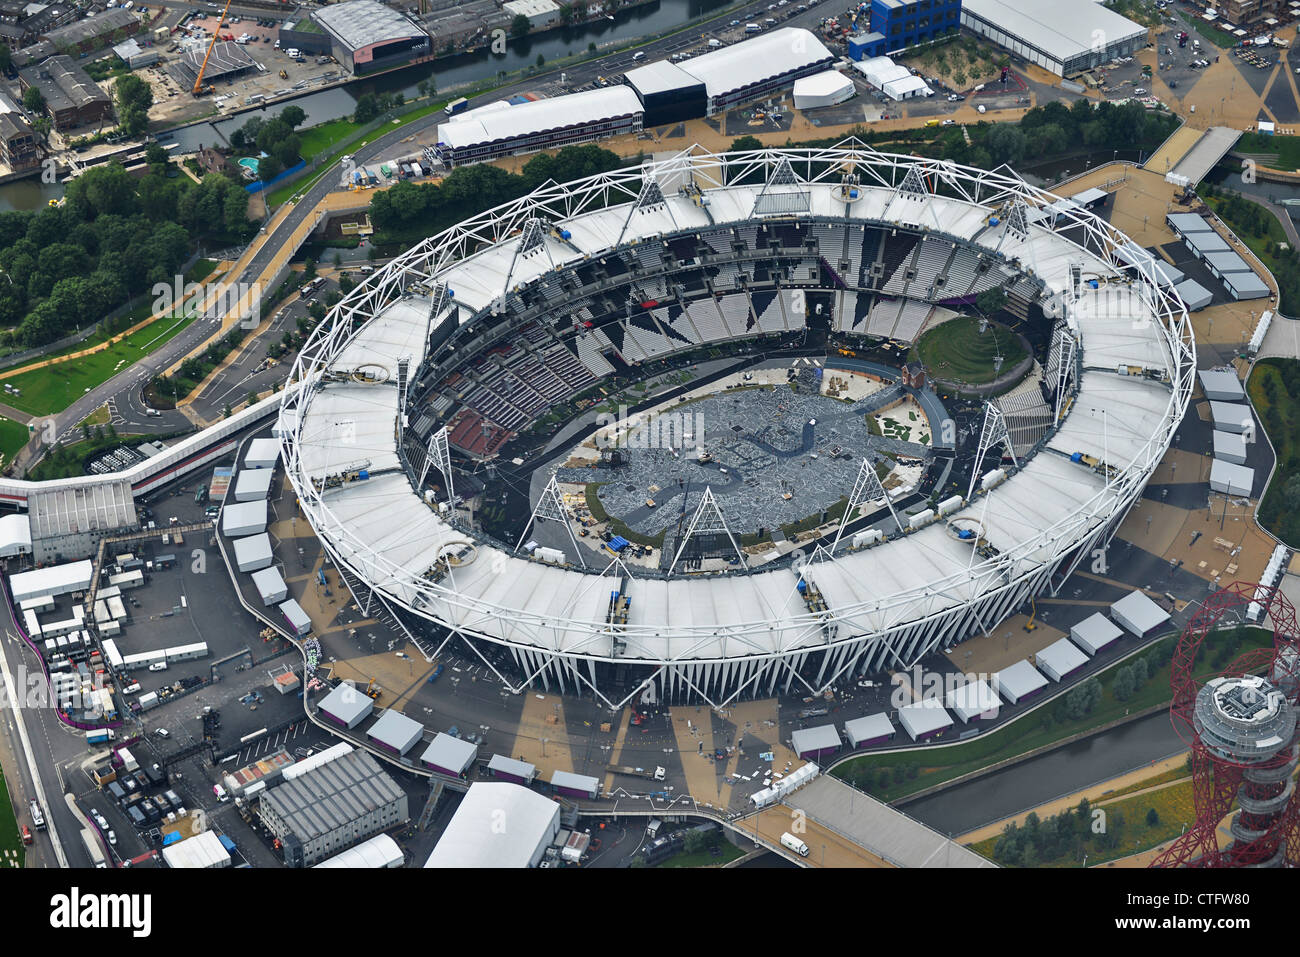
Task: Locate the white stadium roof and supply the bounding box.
[281,146,1193,704]
[438,86,643,150]
[674,28,832,100]
[961,0,1146,64]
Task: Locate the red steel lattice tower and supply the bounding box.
[1150,582,1300,868]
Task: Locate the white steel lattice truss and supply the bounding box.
[669,486,747,575]
[279,142,1196,708]
[516,474,587,567]
[832,458,900,554]
[419,426,454,500]
[968,402,1018,502]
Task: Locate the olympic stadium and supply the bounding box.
[279,143,1195,710]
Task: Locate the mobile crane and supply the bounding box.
[192,0,234,95]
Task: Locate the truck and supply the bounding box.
[445,96,469,116]
[606,765,666,781]
[780,831,809,856]
[86,729,115,745]
[427,663,444,684]
[29,799,45,829]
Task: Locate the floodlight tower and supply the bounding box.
[1149,582,1300,868]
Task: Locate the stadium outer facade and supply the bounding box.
[279,143,1196,710]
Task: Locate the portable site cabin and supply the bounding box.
[1034,638,1089,682]
[1109,591,1170,639]
[990,659,1048,705]
[1070,612,1124,655]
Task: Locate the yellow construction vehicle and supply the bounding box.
[192,0,235,95]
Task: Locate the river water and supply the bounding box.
[900,710,1187,838]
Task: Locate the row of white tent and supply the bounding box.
[794,591,1170,750]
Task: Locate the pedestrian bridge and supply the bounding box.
[773,775,995,868]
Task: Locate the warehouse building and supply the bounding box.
[419,732,477,776]
[112,38,157,70]
[9,559,93,604]
[258,748,409,867]
[844,712,894,749]
[367,708,424,756]
[310,0,430,76]
[41,8,139,54]
[674,28,834,115]
[792,70,857,110]
[624,60,707,128]
[990,659,1048,705]
[19,54,112,131]
[1034,637,1088,682]
[0,91,40,173]
[424,782,560,868]
[960,0,1146,77]
[169,41,258,91]
[791,723,842,760]
[313,832,404,868]
[317,683,374,729]
[487,754,538,784]
[25,480,136,562]
[1070,612,1124,656]
[867,0,962,54]
[435,86,644,167]
[1109,591,1170,639]
[502,0,561,28]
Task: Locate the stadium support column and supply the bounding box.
[515,474,587,567]
[668,486,746,576]
[419,426,455,503]
[967,402,1016,502]
[831,458,899,553]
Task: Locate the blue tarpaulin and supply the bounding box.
[607,536,630,552]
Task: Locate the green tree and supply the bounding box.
[352,93,380,124]
[510,14,531,38]
[23,86,45,113]
[222,403,232,419]
[682,828,711,854]
[0,43,11,74]
[1111,665,1135,702]
[536,53,545,68]
[114,75,154,136]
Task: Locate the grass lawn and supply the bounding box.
[29,432,143,481]
[1,314,197,417]
[1234,132,1300,171]
[266,100,450,208]
[1178,9,1238,49]
[79,406,110,428]
[0,417,30,468]
[185,258,220,283]
[0,771,24,868]
[969,776,1203,866]
[914,316,1028,386]
[834,627,1273,803]
[1246,358,1300,546]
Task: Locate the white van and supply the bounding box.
[213,784,229,802]
[780,832,810,857]
[632,51,646,60]
[148,661,168,672]
[286,48,300,58]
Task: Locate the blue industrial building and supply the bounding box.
[869,0,962,54]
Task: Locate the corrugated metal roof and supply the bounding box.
[260,749,404,842]
[438,86,642,149]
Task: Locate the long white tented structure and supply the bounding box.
[280,143,1195,709]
